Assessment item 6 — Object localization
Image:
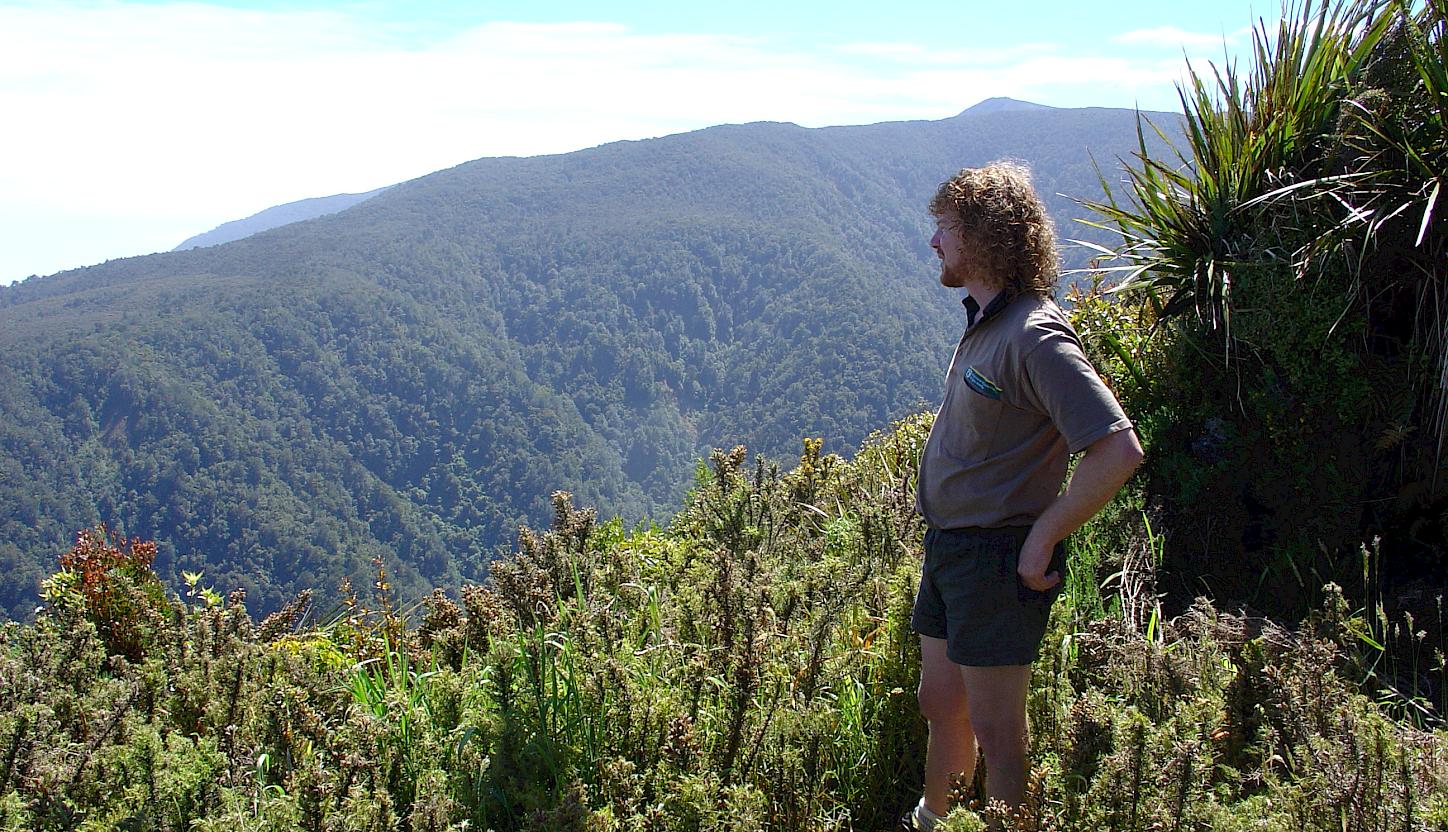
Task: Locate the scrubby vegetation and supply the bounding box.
[2,422,1445,830]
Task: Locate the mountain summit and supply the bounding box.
[958,97,1058,116]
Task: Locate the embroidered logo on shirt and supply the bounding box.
[962,366,1003,400]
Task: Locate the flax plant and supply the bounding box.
[1082,0,1392,341]
[1328,0,1448,453]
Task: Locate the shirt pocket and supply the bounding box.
[940,364,1005,460]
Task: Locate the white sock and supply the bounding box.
[913,797,942,830]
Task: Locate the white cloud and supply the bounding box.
[0,1,1207,283]
[1113,25,1254,51]
[832,41,1059,66]
[903,56,1188,102]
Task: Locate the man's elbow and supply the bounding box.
[1119,428,1144,469]
[1091,427,1144,474]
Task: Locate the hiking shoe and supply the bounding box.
[896,809,923,831]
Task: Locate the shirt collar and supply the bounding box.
[962,289,1013,329]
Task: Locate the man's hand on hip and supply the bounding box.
[1018,428,1145,593]
[1016,539,1060,592]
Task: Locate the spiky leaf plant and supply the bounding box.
[1083,0,1393,341]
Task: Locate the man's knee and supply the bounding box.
[968,713,1026,758]
[959,664,1030,756]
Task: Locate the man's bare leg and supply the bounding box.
[918,636,975,817]
[959,664,1032,807]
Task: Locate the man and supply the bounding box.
[902,163,1143,830]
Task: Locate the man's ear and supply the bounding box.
[960,232,997,284]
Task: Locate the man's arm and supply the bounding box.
[1018,428,1145,591]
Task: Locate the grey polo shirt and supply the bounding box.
[917,291,1133,530]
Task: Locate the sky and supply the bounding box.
[0,0,1271,285]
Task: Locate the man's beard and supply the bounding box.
[939,260,968,287]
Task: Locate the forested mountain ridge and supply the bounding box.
[0,102,1177,618]
[165,97,1057,252]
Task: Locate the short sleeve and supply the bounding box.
[1019,320,1133,454]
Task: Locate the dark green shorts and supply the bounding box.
[910,526,1065,667]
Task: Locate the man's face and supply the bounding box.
[930,214,971,288]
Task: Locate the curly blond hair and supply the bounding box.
[928,162,1058,298]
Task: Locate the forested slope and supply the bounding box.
[0,102,1176,617]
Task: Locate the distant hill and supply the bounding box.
[0,102,1179,618]
[174,188,390,250]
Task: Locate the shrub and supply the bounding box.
[46,525,170,661]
